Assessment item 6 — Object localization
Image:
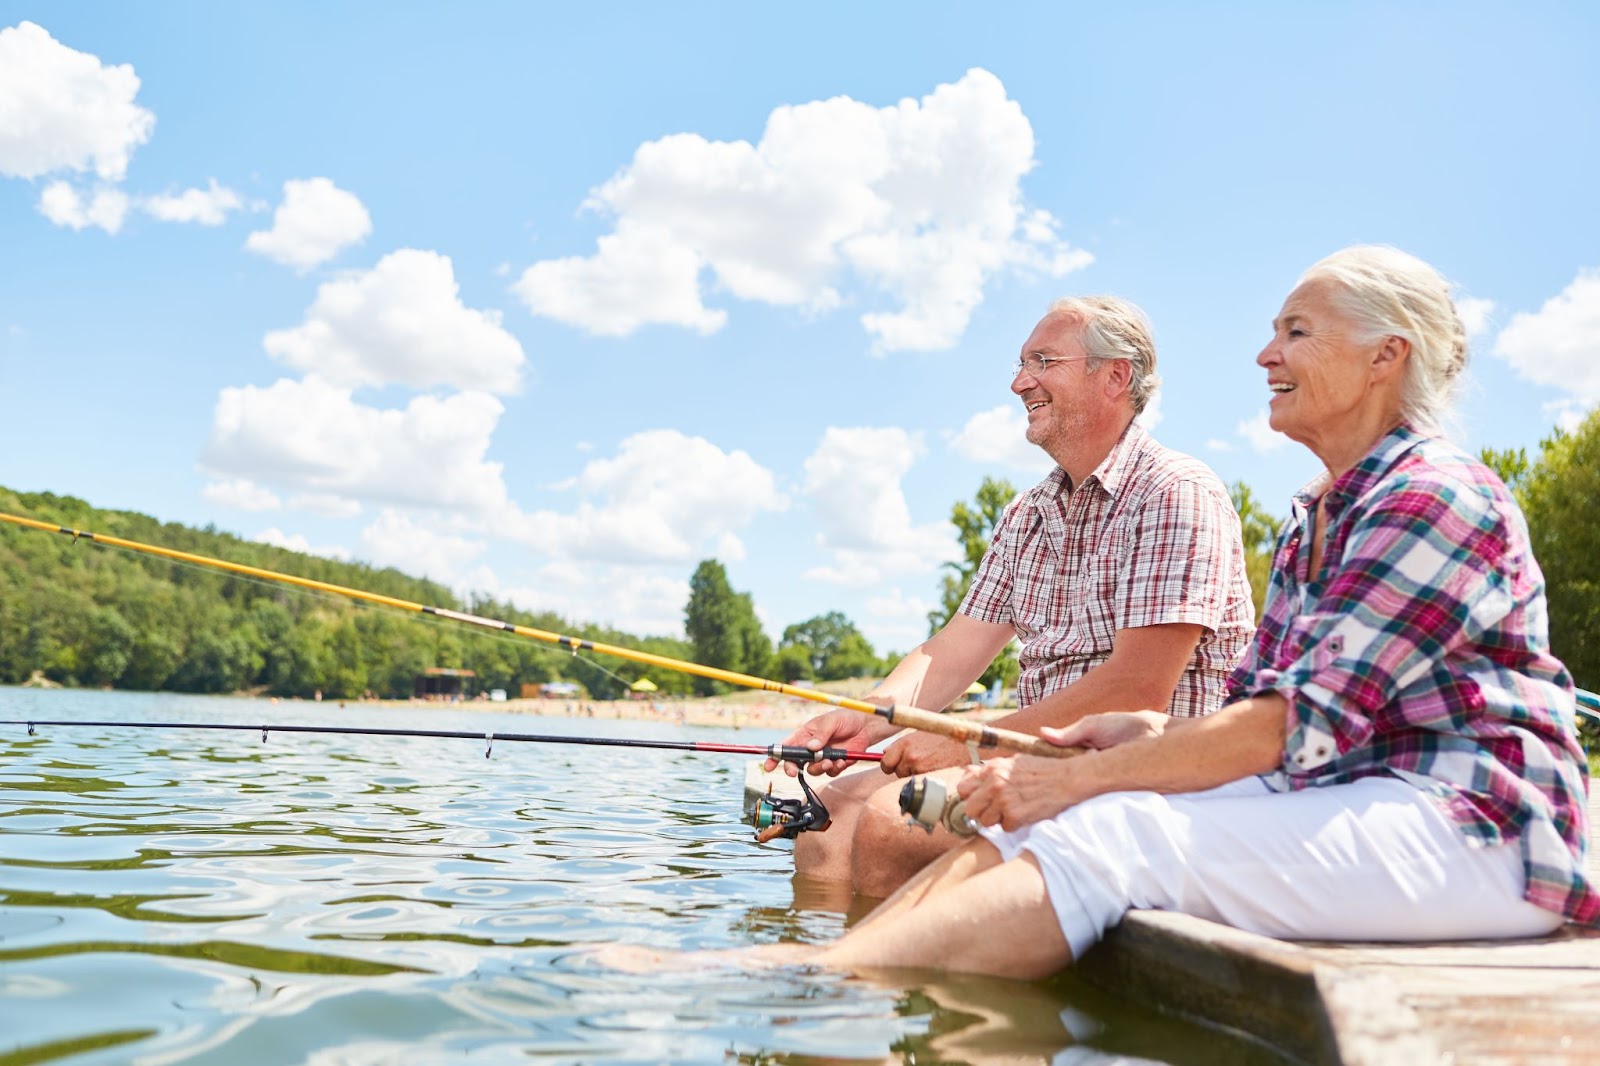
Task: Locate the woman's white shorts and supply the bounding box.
[982,776,1563,958]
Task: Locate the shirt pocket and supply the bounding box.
[1284,611,1348,674]
[1065,556,1120,654]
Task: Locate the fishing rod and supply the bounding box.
[1,717,880,841]
[0,510,1080,760]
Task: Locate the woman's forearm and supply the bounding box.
[1072,695,1288,800]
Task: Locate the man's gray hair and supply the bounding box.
[1046,295,1161,414]
[1299,245,1468,433]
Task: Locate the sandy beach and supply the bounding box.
[478,693,824,731]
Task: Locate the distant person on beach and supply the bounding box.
[773,246,1595,977]
[768,295,1256,897]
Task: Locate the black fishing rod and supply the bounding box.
[2,718,882,841]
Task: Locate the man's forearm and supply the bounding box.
[991,657,1174,734]
[991,623,1205,738]
[871,615,1015,719]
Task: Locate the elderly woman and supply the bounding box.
[794,246,1596,979]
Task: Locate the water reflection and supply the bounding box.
[0,687,1265,1064]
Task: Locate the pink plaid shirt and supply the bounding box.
[961,423,1254,717]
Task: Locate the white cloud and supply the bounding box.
[287,493,363,518]
[948,405,1052,473]
[37,180,128,233]
[263,249,525,393]
[514,68,1089,351]
[359,510,486,581]
[142,178,243,225]
[1136,390,1163,431]
[514,220,727,337]
[496,562,692,638]
[1542,398,1592,435]
[252,526,352,561]
[204,376,511,514]
[0,22,154,181]
[245,177,371,270]
[1493,269,1600,405]
[1238,409,1288,454]
[1205,438,1235,452]
[504,430,788,563]
[802,426,956,584]
[861,587,937,653]
[201,478,280,512]
[1456,296,1496,340]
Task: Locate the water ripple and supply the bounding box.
[0,688,1271,1064]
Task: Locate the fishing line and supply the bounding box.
[0,718,880,840]
[0,717,881,765]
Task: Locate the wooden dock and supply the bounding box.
[1076,791,1600,1063]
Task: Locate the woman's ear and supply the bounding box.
[1372,334,1411,380]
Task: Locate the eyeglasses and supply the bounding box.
[1012,353,1091,378]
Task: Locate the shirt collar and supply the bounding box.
[1082,420,1148,498]
[1031,420,1147,509]
[1290,422,1428,516]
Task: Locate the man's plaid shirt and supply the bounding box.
[961,423,1255,717]
[1230,424,1598,924]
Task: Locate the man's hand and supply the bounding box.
[762,709,893,777]
[878,731,978,778]
[956,754,1088,831]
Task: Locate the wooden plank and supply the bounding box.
[1074,785,1600,1062]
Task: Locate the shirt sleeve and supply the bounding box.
[1266,478,1515,774]
[1116,477,1241,632]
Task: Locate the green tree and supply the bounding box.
[780,611,881,680]
[1229,481,1281,622]
[774,643,815,682]
[926,477,1021,690]
[684,559,772,694]
[82,607,135,687]
[927,477,1019,633]
[1495,413,1600,691]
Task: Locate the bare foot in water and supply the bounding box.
[587,941,819,974]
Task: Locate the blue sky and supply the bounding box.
[2,3,1596,653]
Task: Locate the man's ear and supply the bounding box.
[1103,357,1134,399]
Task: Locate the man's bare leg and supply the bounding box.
[849,766,970,898]
[791,765,890,880]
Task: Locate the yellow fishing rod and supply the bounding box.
[0,510,1076,759]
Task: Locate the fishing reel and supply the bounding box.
[747,770,832,843]
[898,775,978,838]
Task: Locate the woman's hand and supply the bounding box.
[1042,710,1168,751]
[956,754,1089,831]
[954,712,1170,830]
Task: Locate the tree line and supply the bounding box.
[0,488,897,701]
[5,409,1592,704]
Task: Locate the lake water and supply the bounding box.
[0,687,1274,1064]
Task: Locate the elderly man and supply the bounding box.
[770,295,1255,898]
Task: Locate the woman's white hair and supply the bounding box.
[1299,245,1469,433]
[1046,295,1161,414]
